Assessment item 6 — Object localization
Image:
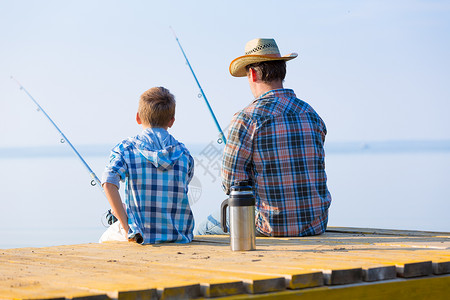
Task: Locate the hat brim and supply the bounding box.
[229,53,298,77]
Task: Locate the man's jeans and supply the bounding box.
[194,210,229,235]
[194,209,264,236]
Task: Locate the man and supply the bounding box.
[196,38,331,237]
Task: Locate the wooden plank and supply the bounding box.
[293,250,438,278]
[173,249,388,285]
[284,271,323,290]
[362,265,396,282]
[433,261,450,275]
[0,279,108,300]
[242,277,286,294]
[142,259,323,290]
[117,289,158,300]
[21,298,65,300]
[200,281,245,298]
[0,259,202,299]
[71,295,109,300]
[157,284,200,300]
[214,275,450,300]
[22,298,65,300]
[210,244,445,281]
[396,261,433,278]
[322,268,362,285]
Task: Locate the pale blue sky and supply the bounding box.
[1,1,450,245]
[1,0,450,148]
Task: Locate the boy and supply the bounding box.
[100,87,195,244]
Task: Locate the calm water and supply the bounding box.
[1,143,449,249]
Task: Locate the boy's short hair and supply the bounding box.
[245,60,286,83]
[139,87,176,127]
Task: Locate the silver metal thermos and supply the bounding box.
[221,181,256,251]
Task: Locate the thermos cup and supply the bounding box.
[221,181,256,251]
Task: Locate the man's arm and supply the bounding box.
[221,112,254,194]
[103,182,129,234]
[187,153,195,184]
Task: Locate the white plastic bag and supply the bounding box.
[99,221,127,243]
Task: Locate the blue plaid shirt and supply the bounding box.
[222,89,331,237]
[102,128,194,244]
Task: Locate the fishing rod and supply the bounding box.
[11,76,104,194]
[170,27,227,145]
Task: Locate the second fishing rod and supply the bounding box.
[170,27,227,145]
[13,30,226,192]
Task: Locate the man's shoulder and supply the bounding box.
[233,95,287,123]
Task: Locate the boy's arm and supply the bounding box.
[103,182,129,234]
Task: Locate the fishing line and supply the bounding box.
[170,27,227,145]
[11,76,104,195]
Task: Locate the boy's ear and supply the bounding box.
[136,112,142,125]
[167,117,175,128]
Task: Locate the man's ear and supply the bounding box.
[136,112,142,125]
[248,67,258,82]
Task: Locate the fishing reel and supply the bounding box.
[105,209,118,225]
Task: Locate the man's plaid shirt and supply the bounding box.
[222,89,331,237]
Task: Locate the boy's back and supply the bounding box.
[103,128,194,244]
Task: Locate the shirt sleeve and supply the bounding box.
[187,153,195,184]
[101,148,128,189]
[221,111,255,194]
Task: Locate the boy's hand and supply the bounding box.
[103,182,129,235]
[128,233,143,244]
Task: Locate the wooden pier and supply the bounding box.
[0,227,449,299]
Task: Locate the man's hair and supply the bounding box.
[138,87,176,127]
[245,60,286,83]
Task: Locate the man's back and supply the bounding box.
[222,89,331,236]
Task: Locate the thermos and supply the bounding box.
[221,181,256,251]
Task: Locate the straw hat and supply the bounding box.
[229,38,298,77]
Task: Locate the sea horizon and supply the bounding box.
[1,139,449,249]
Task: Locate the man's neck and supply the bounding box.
[252,81,284,99]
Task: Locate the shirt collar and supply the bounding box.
[256,88,296,101]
